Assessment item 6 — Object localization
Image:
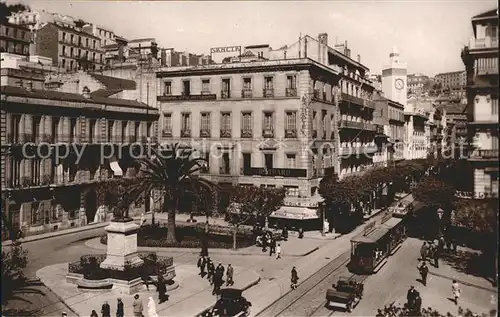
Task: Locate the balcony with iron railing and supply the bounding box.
[241,89,253,98]
[219,165,231,175]
[469,149,499,160]
[220,129,231,138]
[339,120,377,131]
[340,92,364,106]
[162,129,172,137]
[469,37,499,50]
[200,129,211,138]
[262,128,274,138]
[285,129,297,138]
[263,88,274,98]
[221,90,231,99]
[241,129,253,138]
[477,65,499,75]
[286,88,297,97]
[339,143,378,156]
[181,129,191,138]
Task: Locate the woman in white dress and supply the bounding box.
[452,280,461,305]
[147,296,159,317]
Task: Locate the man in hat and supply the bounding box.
[116,298,124,317]
[418,262,429,286]
[133,294,143,317]
[197,255,206,277]
[291,266,299,290]
[226,264,234,286]
[101,300,111,317]
[406,286,418,309]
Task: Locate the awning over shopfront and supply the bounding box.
[110,156,123,176]
[270,206,320,220]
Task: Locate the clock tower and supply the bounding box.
[382,46,408,108]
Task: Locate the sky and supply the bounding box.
[6,0,497,76]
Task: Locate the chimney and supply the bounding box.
[357,54,361,63]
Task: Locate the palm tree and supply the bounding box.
[139,143,216,243]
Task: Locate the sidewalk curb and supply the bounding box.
[429,271,498,293]
[84,238,320,257]
[35,274,80,317]
[2,223,109,247]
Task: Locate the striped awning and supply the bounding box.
[270,206,319,220]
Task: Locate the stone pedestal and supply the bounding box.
[100,220,144,270]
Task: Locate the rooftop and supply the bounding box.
[1,85,153,110]
[89,73,136,90]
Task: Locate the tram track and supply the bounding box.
[256,250,353,317]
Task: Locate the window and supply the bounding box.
[243,77,252,90]
[222,78,231,98]
[201,152,210,173]
[70,118,77,143]
[181,113,191,134]
[220,112,231,137]
[62,59,66,68]
[93,40,96,49]
[202,79,210,93]
[242,153,251,174]
[263,112,273,130]
[70,47,74,57]
[286,153,296,168]
[62,45,66,56]
[284,186,299,197]
[264,77,273,90]
[241,112,252,137]
[285,111,297,138]
[62,32,66,41]
[163,113,172,135]
[492,98,498,116]
[200,112,211,137]
[287,75,297,88]
[88,119,96,143]
[70,34,74,44]
[182,80,191,96]
[264,153,273,169]
[107,120,114,142]
[121,121,127,143]
[221,153,230,175]
[312,111,317,131]
[164,81,172,95]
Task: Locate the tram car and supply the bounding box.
[325,276,364,312]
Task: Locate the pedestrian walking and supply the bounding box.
[212,267,223,295]
[157,275,168,303]
[269,238,276,256]
[433,245,440,268]
[116,298,124,317]
[101,301,111,317]
[298,227,304,239]
[207,258,215,285]
[197,255,205,277]
[420,242,428,261]
[438,236,445,253]
[452,280,461,305]
[91,310,98,317]
[290,266,299,290]
[282,226,288,241]
[406,286,418,309]
[418,262,429,286]
[276,244,282,259]
[226,264,234,286]
[133,294,143,317]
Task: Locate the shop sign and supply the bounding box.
[210,46,241,54]
[283,201,319,208]
[244,167,307,178]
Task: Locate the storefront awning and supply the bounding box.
[110,156,123,176]
[270,206,320,220]
[351,227,390,244]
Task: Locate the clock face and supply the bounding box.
[395,79,405,90]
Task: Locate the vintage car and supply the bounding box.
[203,288,252,317]
[325,276,364,312]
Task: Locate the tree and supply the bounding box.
[227,186,285,250]
[95,177,144,220]
[412,176,455,210]
[138,143,215,243]
[1,243,28,304]
[0,2,29,23]
[379,301,495,317]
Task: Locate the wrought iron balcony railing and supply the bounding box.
[286,88,297,97]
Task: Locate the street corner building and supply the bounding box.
[461,8,499,198]
[0,68,159,238]
[155,33,386,229]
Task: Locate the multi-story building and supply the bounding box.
[128,38,158,59]
[8,10,61,31]
[373,94,406,162]
[0,22,31,56]
[0,68,159,236]
[103,35,129,65]
[156,33,378,224]
[33,22,105,71]
[461,8,498,198]
[407,73,431,95]
[437,102,468,149]
[434,70,467,99]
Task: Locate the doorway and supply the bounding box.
[84,189,97,222]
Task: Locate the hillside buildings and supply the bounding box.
[461,8,499,198]
[0,22,31,56]
[434,70,466,99]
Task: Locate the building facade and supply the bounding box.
[0,23,31,56]
[156,33,379,221]
[434,70,466,99]
[461,8,499,198]
[33,22,105,71]
[373,95,406,162]
[0,69,159,236]
[407,73,431,95]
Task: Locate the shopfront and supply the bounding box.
[268,206,321,231]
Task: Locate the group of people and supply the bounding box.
[420,236,445,268]
[197,255,235,296]
[255,230,283,259]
